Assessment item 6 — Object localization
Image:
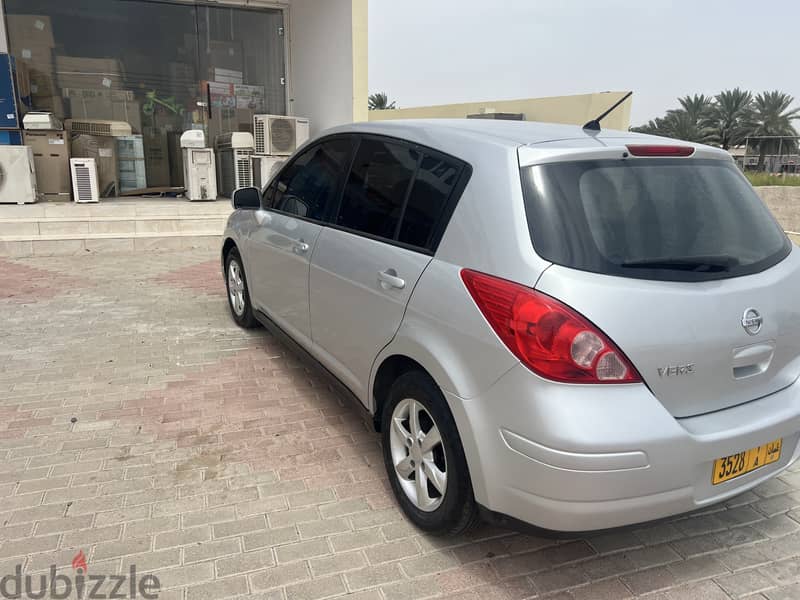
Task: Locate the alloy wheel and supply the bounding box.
[389,398,448,512]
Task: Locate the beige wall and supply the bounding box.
[757,186,800,235]
[351,0,369,124]
[368,91,633,131]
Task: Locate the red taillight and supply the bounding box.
[460,270,642,384]
[626,144,695,157]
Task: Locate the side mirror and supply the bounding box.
[232,187,261,210]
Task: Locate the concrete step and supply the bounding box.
[0,214,228,237]
[1,232,223,257]
[0,198,233,257]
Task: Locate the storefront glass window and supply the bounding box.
[5,0,286,192]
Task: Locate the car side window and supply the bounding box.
[337,138,419,239]
[398,153,461,250]
[268,138,352,221]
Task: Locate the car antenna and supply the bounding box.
[583,91,633,132]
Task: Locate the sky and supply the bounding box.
[368,0,800,126]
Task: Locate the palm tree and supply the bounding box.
[631,106,714,144]
[703,88,753,150]
[749,91,800,170]
[673,94,713,124]
[368,92,396,111]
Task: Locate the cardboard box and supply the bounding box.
[69,133,118,197]
[67,96,141,134]
[31,95,64,117]
[7,15,56,49]
[55,56,125,90]
[208,41,243,72]
[23,129,71,200]
[143,128,170,187]
[27,67,56,97]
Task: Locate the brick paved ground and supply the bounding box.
[2,249,800,600]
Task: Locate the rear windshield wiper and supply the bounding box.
[620,255,740,272]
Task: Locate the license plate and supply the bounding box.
[712,438,782,485]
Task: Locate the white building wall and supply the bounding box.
[288,0,365,135]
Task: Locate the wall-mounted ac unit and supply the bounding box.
[183,148,217,201]
[70,158,100,203]
[253,115,310,156]
[215,132,254,197]
[0,146,38,204]
[65,119,132,137]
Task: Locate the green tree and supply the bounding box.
[368,92,397,111]
[749,91,800,170]
[703,88,753,150]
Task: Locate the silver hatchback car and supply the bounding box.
[222,119,800,534]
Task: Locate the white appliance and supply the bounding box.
[252,155,284,190]
[180,130,206,149]
[0,146,38,204]
[253,115,310,156]
[215,132,254,197]
[65,119,132,137]
[70,158,100,203]
[183,148,217,201]
[22,112,63,131]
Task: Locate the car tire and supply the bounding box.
[381,370,479,535]
[225,248,257,329]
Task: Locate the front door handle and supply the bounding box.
[293,240,310,254]
[378,269,405,290]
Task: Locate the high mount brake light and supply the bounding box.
[460,270,642,384]
[626,144,695,157]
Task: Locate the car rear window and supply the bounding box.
[521,158,791,282]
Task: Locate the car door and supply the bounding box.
[247,136,354,345]
[309,136,467,404]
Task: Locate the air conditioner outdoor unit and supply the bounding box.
[252,155,284,190]
[65,119,133,137]
[215,132,254,197]
[183,148,217,201]
[253,114,310,156]
[0,146,38,204]
[70,158,100,203]
[23,111,63,131]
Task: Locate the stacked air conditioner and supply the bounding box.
[181,131,217,201]
[70,158,100,203]
[252,115,310,190]
[215,132,254,198]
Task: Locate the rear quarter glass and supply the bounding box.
[520,158,791,282]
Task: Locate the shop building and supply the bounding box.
[0,0,368,196]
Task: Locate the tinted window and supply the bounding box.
[269,138,352,220]
[337,138,418,239]
[521,159,790,282]
[399,154,461,249]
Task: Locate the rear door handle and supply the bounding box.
[378,269,405,290]
[292,240,310,254]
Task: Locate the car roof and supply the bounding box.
[323,118,668,148]
[320,119,731,164]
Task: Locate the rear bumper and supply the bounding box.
[447,365,800,532]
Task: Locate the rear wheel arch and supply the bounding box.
[373,355,437,432]
[222,237,238,265]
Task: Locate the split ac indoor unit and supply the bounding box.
[70,158,100,203]
[252,155,284,190]
[66,119,133,137]
[0,146,38,204]
[183,149,217,201]
[253,115,310,156]
[215,132,254,197]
